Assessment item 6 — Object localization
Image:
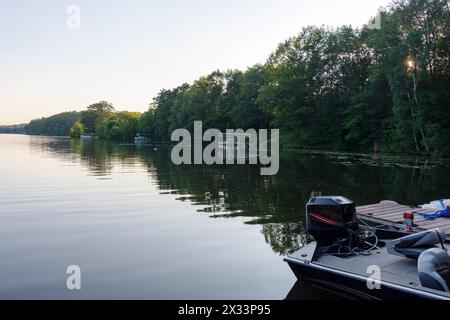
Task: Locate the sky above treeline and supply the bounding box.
[0,0,392,125]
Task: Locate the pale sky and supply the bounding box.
[0,0,392,125]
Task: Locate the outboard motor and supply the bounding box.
[306,196,358,246]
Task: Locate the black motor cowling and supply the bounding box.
[306,196,358,246]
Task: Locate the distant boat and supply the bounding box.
[218,132,253,150]
[134,134,150,144]
[81,133,96,139]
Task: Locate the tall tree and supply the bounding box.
[80,101,115,134]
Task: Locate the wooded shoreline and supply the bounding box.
[2,0,449,156]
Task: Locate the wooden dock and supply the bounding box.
[357,201,450,236]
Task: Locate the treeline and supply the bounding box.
[69,101,142,141]
[7,0,450,155]
[16,103,142,141]
[138,0,450,154]
[0,124,26,134]
[25,112,81,136]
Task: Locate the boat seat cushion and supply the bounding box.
[418,248,450,292]
[388,228,447,260]
[393,247,430,260]
[395,228,446,248]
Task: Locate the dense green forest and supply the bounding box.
[4,0,449,155]
[72,101,141,141]
[139,0,450,155]
[24,111,81,136]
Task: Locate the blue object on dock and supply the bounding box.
[413,210,450,220]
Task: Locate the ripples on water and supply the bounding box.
[0,134,449,299]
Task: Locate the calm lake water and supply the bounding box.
[1,134,449,299]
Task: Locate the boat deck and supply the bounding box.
[286,241,450,300]
[357,201,450,235]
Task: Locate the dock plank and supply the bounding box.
[357,201,450,236]
[357,204,411,214]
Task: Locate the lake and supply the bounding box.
[1,134,449,299]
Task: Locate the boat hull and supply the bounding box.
[284,257,450,300]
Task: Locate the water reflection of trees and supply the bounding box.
[29,136,146,176]
[32,137,450,255]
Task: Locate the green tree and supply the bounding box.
[96,111,141,141]
[25,111,81,136]
[80,101,115,134]
[70,120,85,138]
[366,0,450,154]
